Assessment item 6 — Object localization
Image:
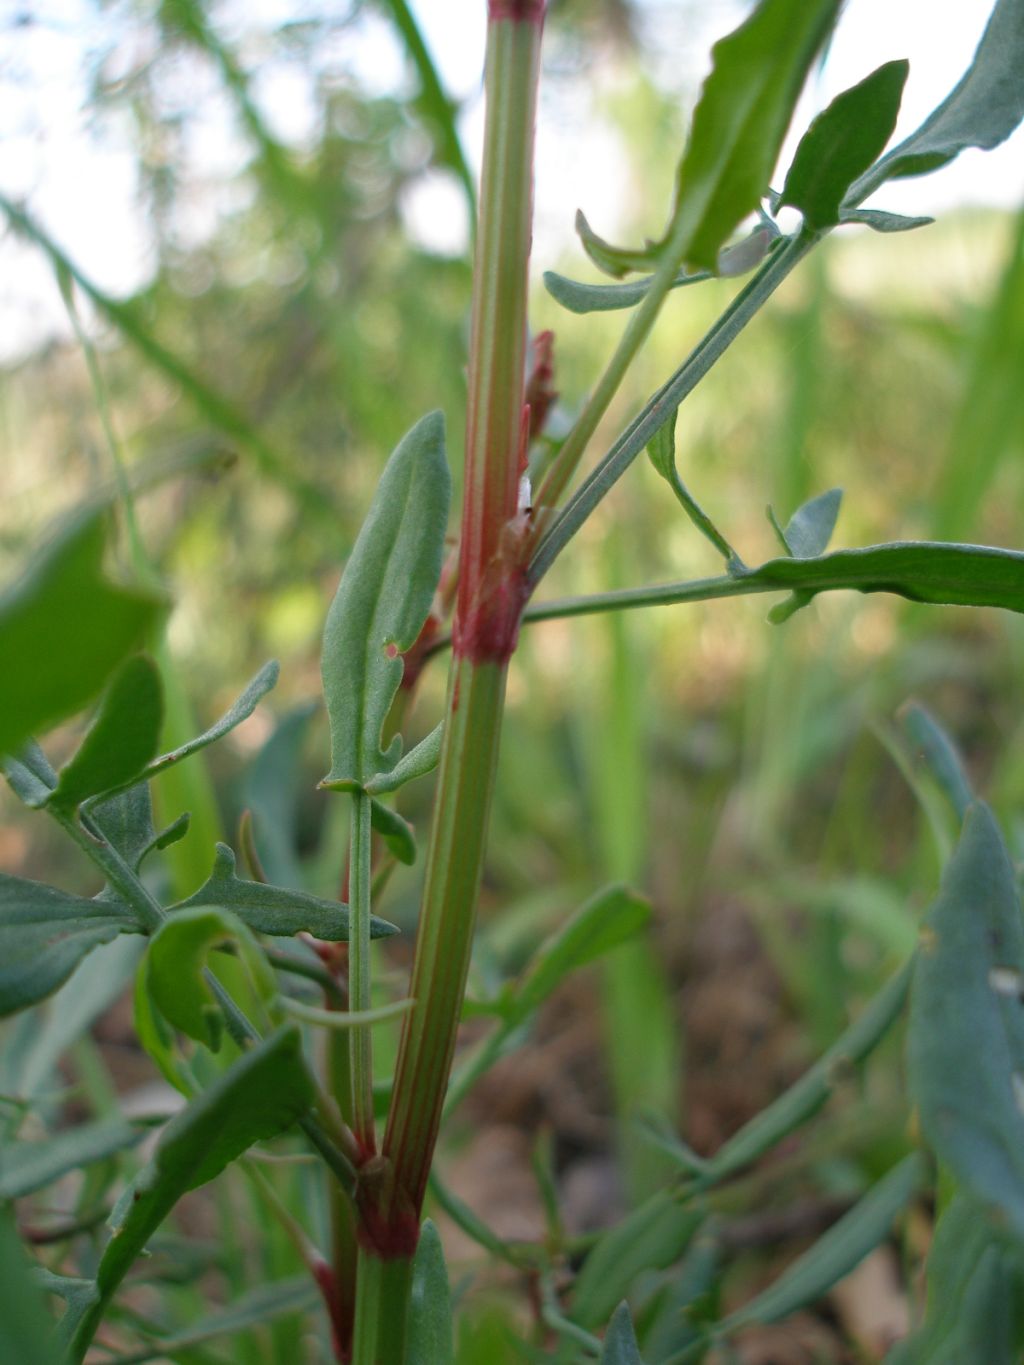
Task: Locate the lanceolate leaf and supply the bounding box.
[321,412,449,793]
[720,1153,924,1333]
[779,488,843,558]
[107,1277,321,1364]
[600,1303,646,1364]
[572,1190,702,1330]
[839,208,934,234]
[370,798,417,866]
[780,61,909,229]
[516,886,651,1018]
[850,0,1024,198]
[0,1118,147,1199]
[62,1027,314,1362]
[110,660,280,800]
[669,0,840,270]
[171,843,397,940]
[909,803,1024,1241]
[0,510,165,759]
[49,655,163,810]
[407,1220,454,1365]
[735,540,1024,622]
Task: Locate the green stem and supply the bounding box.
[528,230,817,586]
[349,790,376,1150]
[371,0,544,1274]
[351,1251,414,1365]
[532,190,730,521]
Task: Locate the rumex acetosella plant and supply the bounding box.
[4,0,1024,1361]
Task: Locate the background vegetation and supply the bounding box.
[3,1,1024,1359]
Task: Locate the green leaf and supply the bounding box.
[134,961,195,1097]
[321,411,450,793]
[909,803,1024,1240]
[0,871,137,1016]
[407,1220,454,1365]
[545,225,778,311]
[899,701,975,824]
[370,799,417,866]
[886,1195,1024,1364]
[669,0,840,270]
[575,210,664,278]
[721,1153,924,1333]
[572,1190,701,1330]
[779,488,843,558]
[144,906,275,1050]
[107,1277,321,1364]
[839,208,934,233]
[780,62,909,230]
[0,1209,55,1365]
[172,843,396,940]
[125,660,279,797]
[731,540,1024,624]
[851,0,1024,195]
[48,655,163,810]
[0,1117,147,1199]
[600,1303,646,1364]
[647,408,736,562]
[62,1026,314,1360]
[0,510,165,758]
[516,885,651,1019]
[648,960,911,1189]
[242,701,318,888]
[364,720,444,796]
[1,741,58,808]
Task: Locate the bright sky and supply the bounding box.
[0,0,1021,363]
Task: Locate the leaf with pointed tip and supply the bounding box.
[575,210,663,279]
[850,0,1024,198]
[145,906,275,1050]
[600,1303,646,1364]
[730,540,1024,625]
[839,208,934,233]
[546,225,778,312]
[407,1221,454,1365]
[780,488,843,558]
[668,0,840,270]
[107,1277,321,1363]
[0,510,165,758]
[365,721,444,796]
[62,1026,314,1360]
[899,702,974,824]
[516,886,651,1019]
[780,61,908,229]
[910,803,1024,1241]
[0,873,138,1017]
[572,1190,702,1330]
[721,1153,924,1333]
[1,741,57,808]
[370,799,417,866]
[171,843,396,940]
[0,1117,147,1199]
[124,660,279,798]
[48,655,163,810]
[321,412,449,793]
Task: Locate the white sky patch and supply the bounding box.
[0,0,1022,363]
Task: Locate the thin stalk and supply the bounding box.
[367,0,545,1282]
[532,195,727,523]
[528,230,817,587]
[348,790,375,1150]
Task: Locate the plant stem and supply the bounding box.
[348,790,376,1151]
[528,230,817,586]
[357,0,544,1291]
